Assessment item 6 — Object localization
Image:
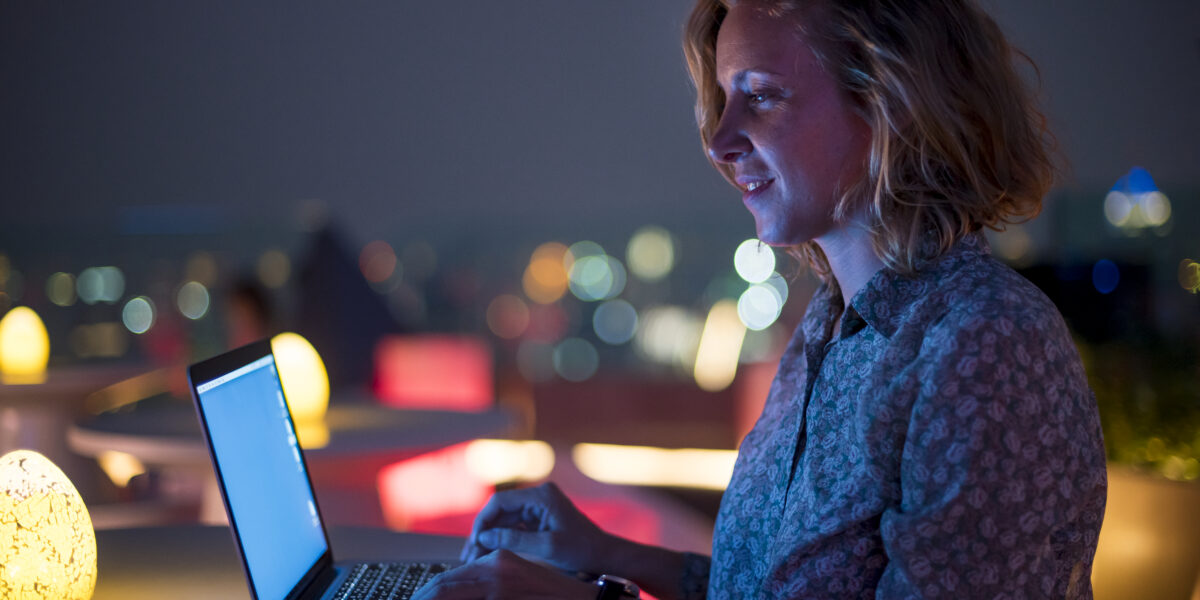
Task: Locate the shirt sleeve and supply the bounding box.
[679,552,712,600]
[874,309,1105,598]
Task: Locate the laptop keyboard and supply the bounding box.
[332,562,450,600]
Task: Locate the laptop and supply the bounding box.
[188,339,454,600]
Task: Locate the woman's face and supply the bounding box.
[709,1,871,247]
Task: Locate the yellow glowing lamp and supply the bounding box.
[0,450,97,600]
[0,307,51,385]
[271,333,330,448]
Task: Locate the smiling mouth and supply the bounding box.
[742,179,774,194]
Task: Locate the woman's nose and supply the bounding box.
[707,112,751,164]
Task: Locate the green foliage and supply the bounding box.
[1083,337,1200,481]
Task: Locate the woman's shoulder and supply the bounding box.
[861,234,1068,342]
[904,247,1090,389]
[932,251,1061,324]
[889,232,1061,327]
[885,239,1084,378]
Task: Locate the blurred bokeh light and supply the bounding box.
[0,306,50,384]
[121,297,155,334]
[257,249,291,289]
[464,439,554,484]
[374,335,492,411]
[737,282,784,331]
[360,240,399,284]
[185,251,219,286]
[77,266,125,305]
[377,443,490,533]
[568,242,626,302]
[734,239,775,283]
[1177,259,1199,294]
[68,323,127,359]
[593,299,638,345]
[176,281,211,320]
[1104,167,1172,234]
[572,443,737,491]
[96,450,147,488]
[553,337,599,382]
[486,294,531,340]
[1093,259,1120,295]
[45,272,76,307]
[626,226,675,282]
[522,242,570,304]
[694,300,745,392]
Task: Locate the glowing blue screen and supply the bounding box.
[196,355,327,600]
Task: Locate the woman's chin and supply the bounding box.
[753,225,803,248]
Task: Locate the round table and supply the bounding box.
[93,525,463,600]
[67,396,516,524]
[68,397,516,463]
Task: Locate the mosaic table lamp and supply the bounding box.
[271,332,330,448]
[0,307,50,384]
[0,449,97,599]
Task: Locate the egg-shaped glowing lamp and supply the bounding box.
[0,450,97,599]
[0,307,51,385]
[270,333,330,447]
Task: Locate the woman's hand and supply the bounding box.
[459,482,614,573]
[413,549,597,600]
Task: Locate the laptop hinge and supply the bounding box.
[294,561,338,600]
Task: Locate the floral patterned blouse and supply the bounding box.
[680,234,1107,599]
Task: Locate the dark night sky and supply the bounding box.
[2,0,1198,264]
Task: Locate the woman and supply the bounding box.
[416,0,1107,598]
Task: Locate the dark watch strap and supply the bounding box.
[595,574,640,599]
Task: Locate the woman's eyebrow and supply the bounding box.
[734,68,784,85]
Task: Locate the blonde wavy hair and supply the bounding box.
[684,0,1056,281]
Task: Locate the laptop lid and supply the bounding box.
[189,340,334,600]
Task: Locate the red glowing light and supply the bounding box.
[373,335,493,411]
[376,443,490,534]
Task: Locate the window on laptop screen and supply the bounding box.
[196,355,327,600]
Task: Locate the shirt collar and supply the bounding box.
[848,232,992,338]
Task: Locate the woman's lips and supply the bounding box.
[741,179,774,203]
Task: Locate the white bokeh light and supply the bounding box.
[76,268,103,305]
[1141,191,1171,226]
[569,254,626,302]
[737,283,783,331]
[764,272,789,305]
[98,267,125,303]
[1104,191,1133,227]
[734,240,775,283]
[635,306,702,369]
[177,281,211,320]
[122,297,155,334]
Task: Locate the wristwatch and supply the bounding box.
[594,574,640,599]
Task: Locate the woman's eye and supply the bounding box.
[747,91,772,106]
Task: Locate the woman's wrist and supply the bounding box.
[591,533,689,600]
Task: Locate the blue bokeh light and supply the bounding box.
[1092,259,1120,294]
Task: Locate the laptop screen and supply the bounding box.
[194,353,328,600]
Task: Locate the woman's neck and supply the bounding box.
[816,216,884,305]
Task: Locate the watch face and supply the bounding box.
[596,574,639,599]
